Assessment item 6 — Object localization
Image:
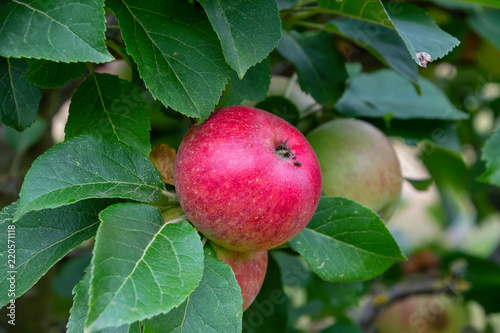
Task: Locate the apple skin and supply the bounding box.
[375,295,470,333]
[306,118,402,221]
[174,106,322,252]
[209,243,268,311]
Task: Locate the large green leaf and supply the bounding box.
[335,69,469,120]
[199,0,281,78]
[143,245,242,333]
[325,19,418,82]
[13,135,164,221]
[0,57,42,131]
[67,268,139,333]
[0,0,113,63]
[86,204,204,332]
[469,10,500,50]
[24,59,85,89]
[277,30,347,107]
[223,58,271,106]
[0,199,117,308]
[65,73,151,156]
[107,0,229,120]
[318,0,459,65]
[288,197,406,282]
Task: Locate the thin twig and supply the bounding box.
[359,277,470,332]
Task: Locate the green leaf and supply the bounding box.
[0,0,113,63]
[443,253,500,314]
[288,197,406,282]
[0,199,117,308]
[23,59,85,88]
[307,274,364,310]
[430,0,500,9]
[13,135,164,221]
[107,0,229,120]
[143,245,242,333]
[318,0,393,28]
[420,141,469,193]
[277,0,297,10]
[469,10,500,50]
[420,141,473,226]
[480,127,500,185]
[86,204,204,332]
[243,255,289,333]
[326,19,418,83]
[68,268,137,333]
[405,178,434,191]
[277,30,347,107]
[68,270,91,333]
[223,58,271,106]
[255,96,300,125]
[335,69,469,120]
[323,322,363,333]
[318,0,460,65]
[4,117,46,154]
[386,2,460,65]
[65,73,151,156]
[273,251,312,288]
[0,57,42,131]
[52,253,92,299]
[199,0,281,78]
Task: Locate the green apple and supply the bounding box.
[306,118,402,221]
[375,295,470,333]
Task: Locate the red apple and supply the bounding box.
[174,106,322,252]
[306,118,402,221]
[209,242,268,311]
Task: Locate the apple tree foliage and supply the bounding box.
[1,0,500,332]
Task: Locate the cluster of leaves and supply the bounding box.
[1,0,500,332]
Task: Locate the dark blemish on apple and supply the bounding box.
[276,138,302,166]
[276,138,292,158]
[276,138,294,159]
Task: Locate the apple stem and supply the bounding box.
[201,237,207,246]
[165,214,188,225]
[162,190,178,201]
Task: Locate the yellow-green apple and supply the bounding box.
[174,106,322,252]
[209,243,268,311]
[306,118,402,221]
[375,295,470,333]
